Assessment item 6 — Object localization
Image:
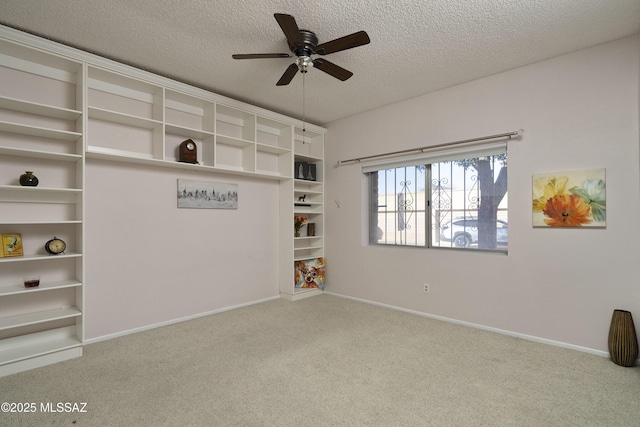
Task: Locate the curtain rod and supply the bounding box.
[336,129,524,165]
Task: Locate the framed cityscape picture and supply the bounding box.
[177,179,238,209]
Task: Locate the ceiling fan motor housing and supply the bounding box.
[290,29,318,57]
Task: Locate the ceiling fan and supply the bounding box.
[232,13,370,86]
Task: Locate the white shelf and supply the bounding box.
[294,202,323,207]
[295,187,323,194]
[0,279,81,297]
[254,169,285,178]
[165,123,215,139]
[0,185,82,203]
[86,145,154,160]
[294,178,323,186]
[216,134,254,147]
[294,245,324,254]
[0,307,82,331]
[294,153,323,162]
[0,220,82,226]
[88,106,162,129]
[0,146,82,162]
[0,96,82,120]
[294,207,323,215]
[0,252,82,263]
[256,142,291,155]
[86,149,288,181]
[0,120,82,141]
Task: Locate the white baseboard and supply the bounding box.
[324,291,613,360]
[85,295,281,345]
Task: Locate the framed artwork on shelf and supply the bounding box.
[295,257,325,290]
[532,168,606,227]
[295,162,317,181]
[1,233,23,257]
[177,179,238,209]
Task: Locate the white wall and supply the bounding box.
[84,160,280,340]
[324,36,640,353]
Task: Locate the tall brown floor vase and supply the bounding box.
[608,309,639,367]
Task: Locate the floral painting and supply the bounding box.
[532,168,605,227]
[295,257,325,290]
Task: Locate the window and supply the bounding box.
[366,143,508,251]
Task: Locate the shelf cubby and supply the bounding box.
[257,116,293,150]
[0,326,82,374]
[215,134,256,173]
[165,90,215,133]
[87,66,163,159]
[216,104,256,142]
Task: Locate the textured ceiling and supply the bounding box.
[1,0,639,126]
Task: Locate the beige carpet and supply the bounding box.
[1,294,638,426]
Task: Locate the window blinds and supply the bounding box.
[360,140,507,173]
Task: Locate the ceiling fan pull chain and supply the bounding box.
[302,71,306,137]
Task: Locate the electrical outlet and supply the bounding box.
[423,283,430,294]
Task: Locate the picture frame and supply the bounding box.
[294,257,326,290]
[294,162,317,181]
[532,168,606,227]
[177,179,238,209]
[1,233,23,257]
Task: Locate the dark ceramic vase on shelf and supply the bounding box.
[19,171,39,187]
[608,309,639,367]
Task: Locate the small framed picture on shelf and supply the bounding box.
[295,162,317,181]
[295,257,326,290]
[1,233,23,257]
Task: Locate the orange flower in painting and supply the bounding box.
[543,194,592,226]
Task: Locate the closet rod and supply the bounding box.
[336,129,524,165]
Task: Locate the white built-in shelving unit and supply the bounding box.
[0,35,85,376]
[0,24,325,374]
[279,128,325,301]
[84,65,299,179]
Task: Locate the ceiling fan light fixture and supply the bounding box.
[296,56,312,73]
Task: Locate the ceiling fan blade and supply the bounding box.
[231,53,291,59]
[315,31,370,55]
[312,58,353,81]
[274,13,303,48]
[232,53,291,59]
[276,63,299,86]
